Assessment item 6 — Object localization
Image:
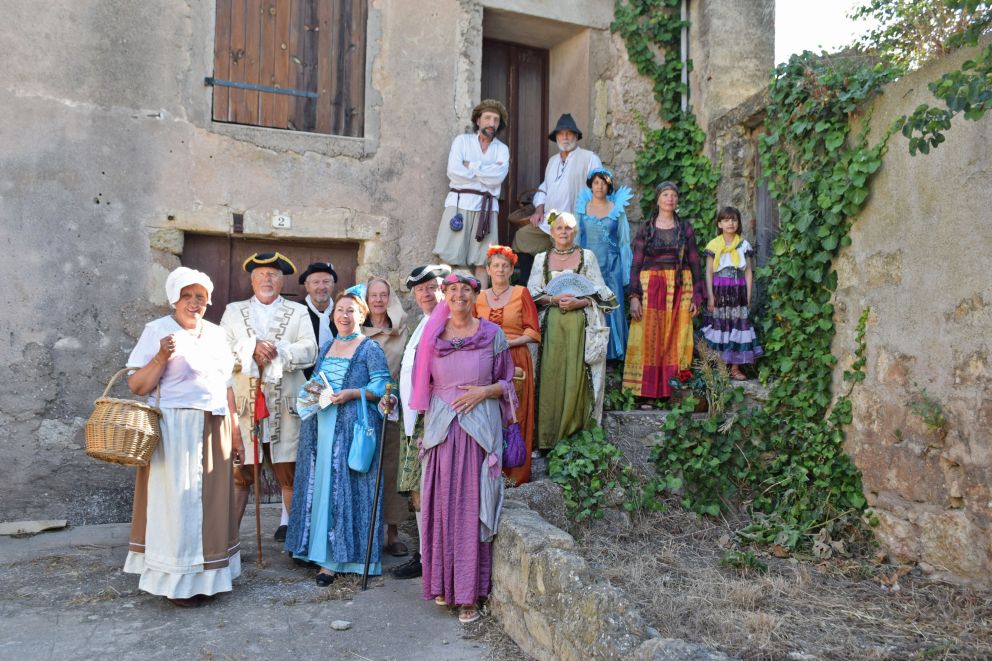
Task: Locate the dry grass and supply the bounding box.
[464,600,530,661]
[572,502,992,660]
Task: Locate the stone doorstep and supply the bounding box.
[603,381,770,478]
[491,482,733,661]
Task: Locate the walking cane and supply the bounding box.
[251,375,270,567]
[362,383,393,591]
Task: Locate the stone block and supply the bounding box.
[865,251,903,287]
[945,292,988,324]
[148,227,184,255]
[632,638,735,660]
[953,350,989,386]
[875,348,915,386]
[917,509,991,578]
[504,480,567,530]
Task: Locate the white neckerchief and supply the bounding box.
[305,295,333,347]
[249,295,283,340]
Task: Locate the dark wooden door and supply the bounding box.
[482,39,549,246]
[182,235,360,324]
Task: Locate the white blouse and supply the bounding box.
[127,316,234,414]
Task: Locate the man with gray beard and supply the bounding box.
[512,113,603,283]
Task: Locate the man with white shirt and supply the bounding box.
[512,113,603,283]
[298,261,338,380]
[220,252,317,542]
[391,263,449,579]
[433,99,510,284]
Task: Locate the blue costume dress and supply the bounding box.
[576,185,633,360]
[285,337,392,575]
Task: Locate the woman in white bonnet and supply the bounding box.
[123,266,243,607]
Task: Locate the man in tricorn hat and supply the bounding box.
[433,99,510,285]
[512,113,603,283]
[220,252,317,542]
[298,261,338,380]
[391,263,449,579]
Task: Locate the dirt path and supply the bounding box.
[0,506,506,661]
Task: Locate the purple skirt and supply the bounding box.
[701,268,763,364]
[421,420,492,605]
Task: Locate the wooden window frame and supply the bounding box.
[210,0,369,141]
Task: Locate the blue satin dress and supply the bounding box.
[576,185,633,360]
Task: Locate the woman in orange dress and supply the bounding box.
[475,245,541,484]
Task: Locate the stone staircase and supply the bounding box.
[529,380,769,481]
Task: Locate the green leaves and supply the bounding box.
[548,427,663,522]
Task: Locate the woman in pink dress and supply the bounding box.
[409,272,517,624]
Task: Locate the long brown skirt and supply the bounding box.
[125,409,240,598]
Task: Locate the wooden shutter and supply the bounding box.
[212,0,367,137]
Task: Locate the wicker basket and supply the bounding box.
[85,368,162,466]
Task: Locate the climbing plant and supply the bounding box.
[611,0,986,551]
[850,0,992,154]
[647,49,899,549]
[612,0,718,230]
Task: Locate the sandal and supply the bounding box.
[434,595,448,606]
[729,370,748,381]
[315,571,336,587]
[458,605,480,624]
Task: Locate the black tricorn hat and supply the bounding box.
[405,264,451,290]
[298,261,338,285]
[548,113,583,142]
[242,251,296,275]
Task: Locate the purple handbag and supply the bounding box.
[502,422,526,468]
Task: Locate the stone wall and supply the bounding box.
[0,0,774,524]
[491,482,731,661]
[831,42,992,585]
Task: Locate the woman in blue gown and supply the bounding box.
[286,289,392,585]
[575,167,633,360]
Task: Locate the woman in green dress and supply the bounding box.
[527,211,617,451]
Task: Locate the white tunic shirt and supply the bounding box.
[443,133,510,211]
[532,147,602,233]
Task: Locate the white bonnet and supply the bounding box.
[165,266,214,307]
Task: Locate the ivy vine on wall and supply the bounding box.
[611,0,718,230]
[613,0,904,549]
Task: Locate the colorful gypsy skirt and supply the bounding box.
[622,269,694,398]
[701,267,763,364]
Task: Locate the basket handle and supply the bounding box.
[101,367,162,407]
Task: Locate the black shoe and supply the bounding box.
[315,571,336,587]
[391,552,422,579]
[273,525,287,542]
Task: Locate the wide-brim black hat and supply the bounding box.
[405,264,451,289]
[298,261,338,285]
[243,251,296,275]
[548,113,583,142]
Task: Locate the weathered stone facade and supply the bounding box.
[492,482,732,660]
[0,1,773,525]
[832,42,992,586]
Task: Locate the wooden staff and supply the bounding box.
[251,375,270,566]
[362,383,393,590]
